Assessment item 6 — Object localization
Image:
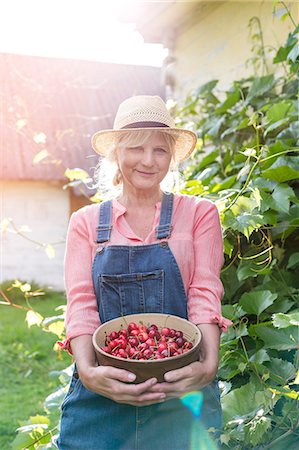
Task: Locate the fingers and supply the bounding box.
[164,362,195,382]
[101,365,137,383]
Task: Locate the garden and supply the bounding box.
[1,5,298,449]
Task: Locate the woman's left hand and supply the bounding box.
[149,323,221,399]
[148,358,218,400]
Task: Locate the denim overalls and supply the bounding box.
[57,193,221,450]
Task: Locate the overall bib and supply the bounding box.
[58,193,221,450]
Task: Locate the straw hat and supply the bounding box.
[91,95,197,162]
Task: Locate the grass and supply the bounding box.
[0,286,71,449]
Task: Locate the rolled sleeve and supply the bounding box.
[64,210,101,344]
[187,201,232,332]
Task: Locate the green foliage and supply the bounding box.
[176,11,299,449]
[0,285,70,449]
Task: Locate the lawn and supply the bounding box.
[0,288,71,449]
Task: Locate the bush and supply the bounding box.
[175,14,299,450]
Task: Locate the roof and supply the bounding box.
[117,1,224,44]
[0,52,164,181]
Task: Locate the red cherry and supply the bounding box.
[169,329,176,338]
[128,337,139,347]
[158,342,167,353]
[108,331,119,340]
[175,330,183,339]
[168,342,178,355]
[139,342,149,351]
[138,332,149,343]
[161,327,171,337]
[143,349,153,359]
[117,349,128,358]
[175,337,185,348]
[128,322,138,333]
[119,329,128,338]
[138,324,147,333]
[130,329,139,337]
[145,338,156,347]
[183,341,193,350]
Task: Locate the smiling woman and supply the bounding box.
[0,0,166,66]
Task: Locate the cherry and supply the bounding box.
[100,321,194,361]
[161,327,171,337]
[128,337,139,347]
[130,329,139,337]
[145,338,156,347]
[128,322,138,333]
[138,332,149,342]
[138,324,147,333]
[158,342,167,353]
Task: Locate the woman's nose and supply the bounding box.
[141,149,154,166]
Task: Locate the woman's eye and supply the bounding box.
[155,147,168,153]
[127,146,143,152]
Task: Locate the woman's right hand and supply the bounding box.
[80,365,166,406]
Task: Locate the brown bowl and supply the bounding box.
[92,313,201,383]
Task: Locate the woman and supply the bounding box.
[57,95,231,450]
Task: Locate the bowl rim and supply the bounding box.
[92,313,202,365]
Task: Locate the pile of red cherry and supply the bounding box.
[101,321,194,360]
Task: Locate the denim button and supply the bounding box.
[160,241,168,248]
[96,246,104,253]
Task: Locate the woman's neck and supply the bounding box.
[118,188,163,208]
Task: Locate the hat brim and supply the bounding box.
[91,128,197,162]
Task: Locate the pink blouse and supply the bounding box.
[61,194,231,352]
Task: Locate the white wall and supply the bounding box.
[1,180,70,290]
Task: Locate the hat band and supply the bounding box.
[121,121,170,129]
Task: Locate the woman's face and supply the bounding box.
[116,132,172,193]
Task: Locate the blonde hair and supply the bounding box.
[94,130,181,199]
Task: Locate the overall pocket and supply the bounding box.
[61,371,82,410]
[98,269,164,322]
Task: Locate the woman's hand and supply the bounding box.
[80,365,166,406]
[148,358,218,400]
[148,323,220,400]
[70,334,166,406]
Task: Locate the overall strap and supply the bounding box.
[155,192,174,239]
[96,200,113,243]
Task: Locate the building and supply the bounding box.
[1,53,163,289]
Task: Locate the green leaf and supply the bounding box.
[270,184,295,214]
[244,415,271,446]
[272,311,299,328]
[240,290,277,316]
[33,149,49,164]
[45,244,56,259]
[264,118,290,137]
[222,382,265,424]
[246,74,275,101]
[26,310,44,328]
[249,324,299,350]
[287,252,299,269]
[215,89,240,114]
[262,156,299,182]
[249,349,270,364]
[287,43,299,62]
[265,100,295,123]
[266,358,297,384]
[196,79,218,96]
[64,167,90,181]
[195,150,219,171]
[237,261,260,281]
[11,432,36,450]
[44,386,66,411]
